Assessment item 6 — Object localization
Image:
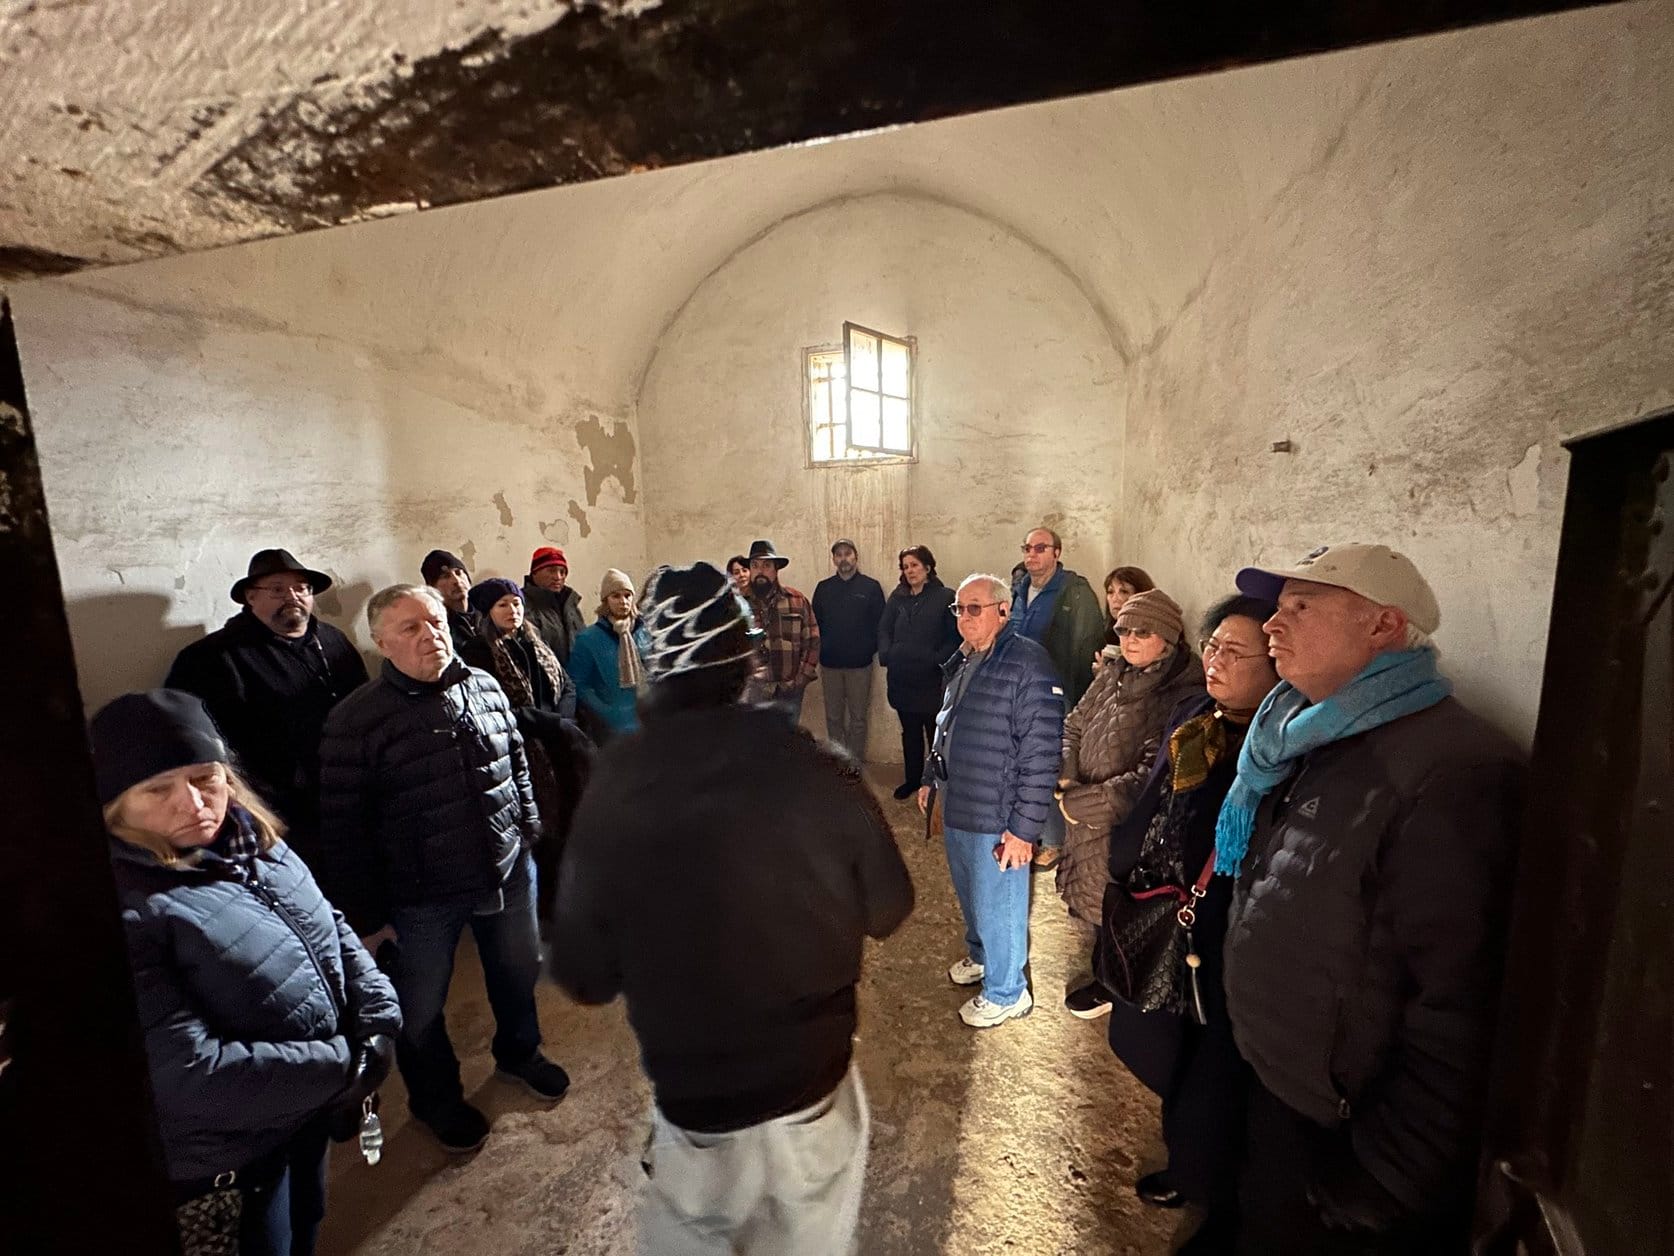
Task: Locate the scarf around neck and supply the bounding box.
[1212,649,1452,875]
[609,615,646,690]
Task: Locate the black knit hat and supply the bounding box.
[421,549,468,585]
[643,562,762,679]
[468,577,522,618]
[89,690,228,805]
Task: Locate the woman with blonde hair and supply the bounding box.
[93,689,400,1256]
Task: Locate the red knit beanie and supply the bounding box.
[530,546,568,575]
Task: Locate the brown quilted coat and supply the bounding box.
[1055,647,1205,924]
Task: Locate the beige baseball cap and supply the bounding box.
[1235,543,1441,634]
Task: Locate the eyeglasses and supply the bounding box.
[950,601,1001,618]
[1019,543,1055,555]
[1114,626,1155,639]
[248,582,314,599]
[1200,637,1263,664]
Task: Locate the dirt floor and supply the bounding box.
[317,768,1191,1255]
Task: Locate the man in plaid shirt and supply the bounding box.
[744,539,821,720]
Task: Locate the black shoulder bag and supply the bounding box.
[1095,853,1217,1023]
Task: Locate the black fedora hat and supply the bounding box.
[230,549,333,603]
[746,539,790,569]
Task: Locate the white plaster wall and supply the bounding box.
[637,193,1126,760]
[16,221,646,711]
[1117,4,1674,743]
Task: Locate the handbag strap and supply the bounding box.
[1177,852,1218,927]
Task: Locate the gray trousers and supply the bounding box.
[822,666,875,760]
[637,1067,870,1256]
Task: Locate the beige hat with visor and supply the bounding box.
[1235,543,1441,634]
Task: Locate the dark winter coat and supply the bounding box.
[1223,696,1525,1214]
[812,571,887,668]
[551,703,912,1133]
[317,658,541,934]
[1104,693,1241,1087]
[877,578,959,715]
[164,612,367,839]
[1011,565,1106,710]
[108,817,401,1182]
[933,624,1064,844]
[521,581,586,664]
[1056,646,1205,924]
[446,607,480,650]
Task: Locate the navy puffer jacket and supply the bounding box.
[934,624,1064,843]
[109,816,401,1183]
[318,659,540,934]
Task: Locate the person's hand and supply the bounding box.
[360,925,397,952]
[995,831,1034,871]
[1058,796,1075,824]
[917,786,931,814]
[1058,776,1074,790]
[1091,651,1105,673]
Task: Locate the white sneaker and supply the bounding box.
[959,989,1033,1028]
[947,956,985,986]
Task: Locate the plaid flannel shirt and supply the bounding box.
[749,583,821,690]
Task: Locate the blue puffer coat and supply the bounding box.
[109,812,402,1183]
[934,624,1065,843]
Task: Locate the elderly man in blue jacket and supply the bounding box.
[919,573,1065,1027]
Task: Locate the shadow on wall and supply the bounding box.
[64,592,208,710]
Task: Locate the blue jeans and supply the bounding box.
[944,827,1031,1005]
[1035,805,1066,851]
[238,1119,330,1256]
[389,852,543,1117]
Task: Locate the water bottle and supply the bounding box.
[358,1099,384,1166]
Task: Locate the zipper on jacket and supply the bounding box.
[247,866,344,1021]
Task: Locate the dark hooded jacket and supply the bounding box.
[522,581,586,664]
[1011,565,1106,710]
[551,703,912,1133]
[1223,696,1524,1214]
[164,611,367,840]
[877,577,959,715]
[316,658,540,934]
[108,814,401,1182]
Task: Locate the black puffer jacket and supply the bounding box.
[317,659,540,934]
[522,582,586,664]
[877,578,959,715]
[164,612,367,839]
[1223,696,1524,1213]
[109,816,401,1182]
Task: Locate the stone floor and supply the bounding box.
[317,768,1190,1255]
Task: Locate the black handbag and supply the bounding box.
[174,1180,242,1256]
[1095,852,1216,1022]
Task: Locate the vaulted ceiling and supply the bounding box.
[0,0,1600,281]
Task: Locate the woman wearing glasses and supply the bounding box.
[877,546,959,800]
[1055,589,1205,1017]
[1102,595,1280,1254]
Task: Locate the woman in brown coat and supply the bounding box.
[1056,589,1204,1017]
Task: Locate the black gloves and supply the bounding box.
[328,1033,395,1143]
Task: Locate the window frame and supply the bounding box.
[801,331,918,469]
[843,321,916,458]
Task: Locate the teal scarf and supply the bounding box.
[1213,649,1451,875]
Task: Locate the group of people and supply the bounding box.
[83,524,1524,1256]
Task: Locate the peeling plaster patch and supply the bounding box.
[492,490,515,527]
[459,540,478,571]
[567,499,592,538]
[575,414,637,506]
[538,517,570,543]
[173,575,187,590]
[1507,443,1541,517]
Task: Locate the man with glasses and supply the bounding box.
[1011,526,1104,871]
[165,548,367,865]
[919,574,1063,1027]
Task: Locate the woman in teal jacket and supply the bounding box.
[570,568,653,738]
